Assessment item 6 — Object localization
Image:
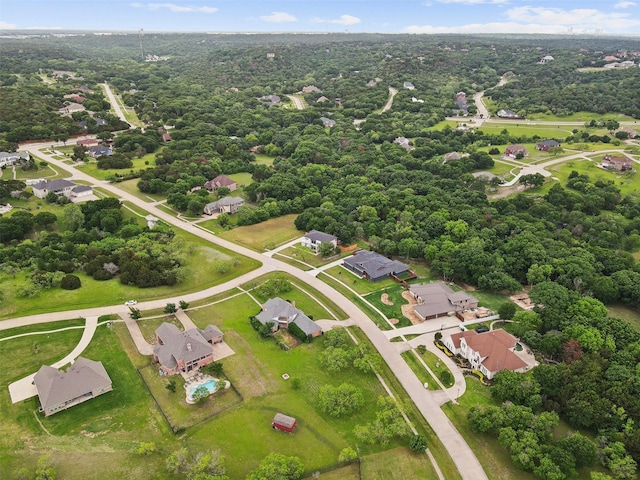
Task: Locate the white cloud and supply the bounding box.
[329,15,361,26]
[0,21,16,30]
[436,0,508,4]
[260,12,297,23]
[507,6,640,30]
[614,1,636,7]
[131,3,218,13]
[405,22,568,34]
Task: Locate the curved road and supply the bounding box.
[7,140,488,480]
[286,94,305,110]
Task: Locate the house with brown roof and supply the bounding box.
[443,329,529,379]
[409,282,478,321]
[33,357,112,416]
[204,174,237,192]
[505,145,529,158]
[153,323,222,376]
[602,155,633,171]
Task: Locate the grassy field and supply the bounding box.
[479,124,573,139]
[218,214,300,251]
[0,318,85,340]
[542,158,638,197]
[0,225,261,319]
[254,154,275,166]
[417,349,455,388]
[227,172,253,187]
[361,447,438,479]
[524,111,636,122]
[74,153,156,181]
[113,178,166,202]
[323,265,397,295]
[607,303,640,332]
[0,323,170,480]
[364,284,412,326]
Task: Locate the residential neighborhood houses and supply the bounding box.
[301,230,337,254]
[204,174,237,192]
[443,329,536,380]
[203,196,244,215]
[504,144,529,159]
[255,297,323,339]
[33,357,113,416]
[153,322,223,376]
[343,250,410,282]
[535,139,561,151]
[602,154,634,171]
[0,151,30,168]
[31,179,93,200]
[409,282,478,321]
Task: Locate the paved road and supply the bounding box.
[100,83,131,126]
[9,140,488,480]
[381,86,398,114]
[286,94,305,110]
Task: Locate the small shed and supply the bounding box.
[272,413,297,433]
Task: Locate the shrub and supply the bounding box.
[409,434,428,452]
[338,447,358,462]
[288,322,311,343]
[439,370,453,385]
[416,344,427,354]
[60,274,81,290]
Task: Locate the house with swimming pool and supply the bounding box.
[153,323,223,376]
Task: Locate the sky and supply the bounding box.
[1,0,639,35]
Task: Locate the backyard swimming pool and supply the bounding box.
[189,379,218,397]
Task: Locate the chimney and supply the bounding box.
[186,343,191,351]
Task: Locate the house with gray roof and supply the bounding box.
[535,139,561,151]
[301,230,337,254]
[32,179,76,199]
[258,94,281,106]
[153,323,222,376]
[255,298,322,339]
[203,196,244,215]
[33,357,112,416]
[343,250,409,282]
[88,145,113,158]
[409,282,478,321]
[0,151,29,168]
[320,117,336,128]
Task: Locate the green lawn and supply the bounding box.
[525,111,636,122]
[136,314,183,344]
[364,283,412,327]
[227,172,253,187]
[0,324,170,480]
[402,350,440,390]
[254,154,276,166]
[323,265,397,295]
[607,303,640,332]
[218,214,300,251]
[113,178,167,202]
[479,124,573,139]
[361,447,439,479]
[274,244,347,270]
[0,318,85,340]
[417,349,455,388]
[0,227,261,319]
[543,158,638,197]
[74,153,156,181]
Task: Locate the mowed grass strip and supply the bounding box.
[218,214,300,251]
[361,446,439,479]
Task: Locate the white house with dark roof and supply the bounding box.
[70,185,93,198]
[443,329,532,379]
[32,179,77,199]
[153,323,222,376]
[255,297,322,339]
[0,151,30,168]
[33,357,112,416]
[343,250,409,282]
[409,282,478,321]
[302,230,337,254]
[203,196,244,215]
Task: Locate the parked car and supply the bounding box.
[124,300,138,306]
